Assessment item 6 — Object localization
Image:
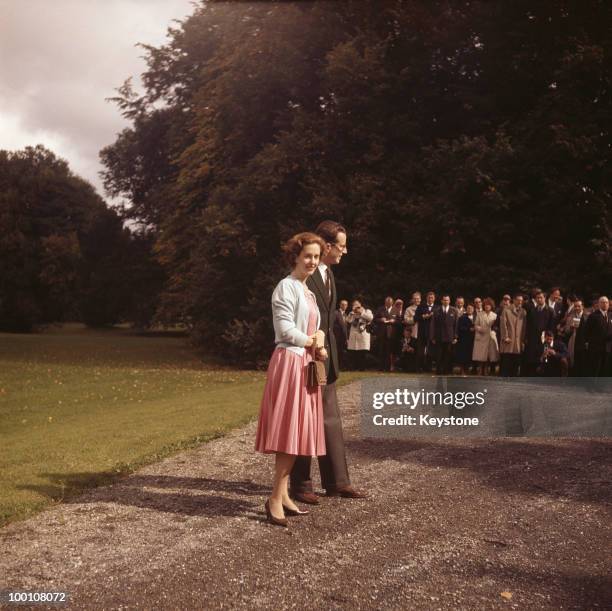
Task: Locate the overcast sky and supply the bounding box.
[0,0,195,200]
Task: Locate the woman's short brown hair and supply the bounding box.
[483,297,496,310]
[282,232,326,268]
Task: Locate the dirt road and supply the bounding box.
[1,382,610,610]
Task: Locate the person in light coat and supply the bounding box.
[472,297,499,375]
[346,299,373,370]
[499,294,526,376]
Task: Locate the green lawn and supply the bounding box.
[0,325,372,526]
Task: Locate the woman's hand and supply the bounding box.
[304,334,316,348]
[316,347,328,361]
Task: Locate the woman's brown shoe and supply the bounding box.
[265,500,288,527]
[283,504,309,516]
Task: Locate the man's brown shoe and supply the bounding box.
[326,486,368,499]
[291,491,320,505]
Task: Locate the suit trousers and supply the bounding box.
[500,353,521,377]
[290,382,350,493]
[416,337,431,372]
[378,334,393,371]
[587,349,608,376]
[570,350,588,376]
[435,342,453,375]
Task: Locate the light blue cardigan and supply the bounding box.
[272,275,320,355]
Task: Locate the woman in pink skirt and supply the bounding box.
[255,232,327,526]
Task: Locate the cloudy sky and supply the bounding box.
[0,0,195,200]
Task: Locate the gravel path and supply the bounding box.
[1,381,610,610]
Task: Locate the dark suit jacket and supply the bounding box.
[333,309,348,347]
[307,267,339,384]
[584,310,612,353]
[414,303,435,341]
[374,306,395,337]
[538,338,569,376]
[549,300,564,325]
[430,306,458,343]
[524,303,555,362]
[538,338,569,361]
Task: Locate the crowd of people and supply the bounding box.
[254,220,609,527]
[333,289,612,377]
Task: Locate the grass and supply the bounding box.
[0,324,373,526]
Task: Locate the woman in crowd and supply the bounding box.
[346,299,374,371]
[472,297,499,375]
[255,232,327,527]
[390,298,405,371]
[455,302,476,375]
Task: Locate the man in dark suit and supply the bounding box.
[523,290,555,376]
[584,296,612,376]
[414,291,436,372]
[561,299,588,376]
[290,220,366,503]
[375,296,395,371]
[536,330,569,376]
[429,294,458,375]
[547,287,565,328]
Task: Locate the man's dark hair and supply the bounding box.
[316,220,346,244]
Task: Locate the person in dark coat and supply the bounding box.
[429,294,458,375]
[547,287,565,329]
[398,325,418,372]
[333,300,349,369]
[584,296,612,376]
[560,299,588,376]
[536,330,569,376]
[374,296,396,371]
[455,303,476,375]
[523,290,555,376]
[414,291,436,372]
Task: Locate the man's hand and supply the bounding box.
[316,347,328,361]
[314,329,325,347]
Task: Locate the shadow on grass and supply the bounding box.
[17,473,268,518]
[347,437,612,505]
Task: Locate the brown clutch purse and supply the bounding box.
[306,334,327,389]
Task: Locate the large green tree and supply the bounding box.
[0,145,163,330]
[101,0,612,365]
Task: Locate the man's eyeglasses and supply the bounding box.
[332,242,347,253]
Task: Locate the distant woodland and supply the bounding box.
[2,1,610,364]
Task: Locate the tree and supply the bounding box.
[101,0,612,364]
[0,145,163,330]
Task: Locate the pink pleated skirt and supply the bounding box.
[255,347,325,456]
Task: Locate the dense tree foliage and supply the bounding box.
[101,0,612,365]
[0,146,163,331]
